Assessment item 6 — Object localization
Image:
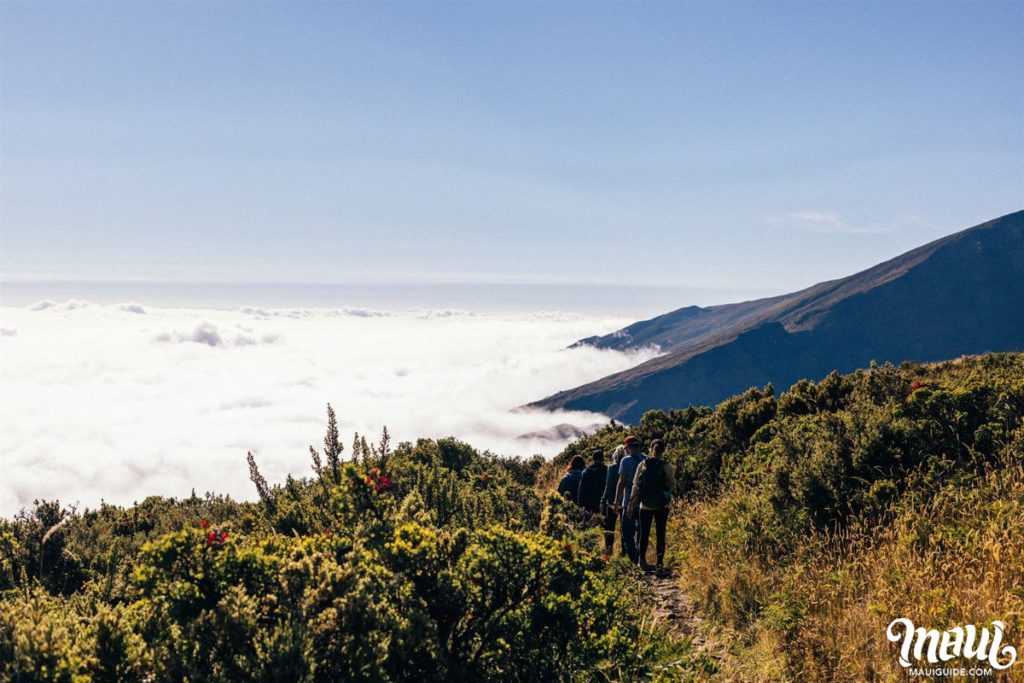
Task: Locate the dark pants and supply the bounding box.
[620,510,639,563]
[602,507,617,555]
[638,507,669,567]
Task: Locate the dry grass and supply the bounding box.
[669,459,1024,682]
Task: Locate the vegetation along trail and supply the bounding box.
[2,353,1023,680]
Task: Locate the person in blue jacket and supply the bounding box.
[614,436,647,563]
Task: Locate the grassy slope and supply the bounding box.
[546,353,1024,681]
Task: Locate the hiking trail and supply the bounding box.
[645,569,730,663]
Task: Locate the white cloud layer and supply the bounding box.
[0,302,657,516]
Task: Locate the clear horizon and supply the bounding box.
[2,1,1021,295]
[0,279,782,317]
[3,209,1020,316]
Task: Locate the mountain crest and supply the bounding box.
[531,210,1024,422]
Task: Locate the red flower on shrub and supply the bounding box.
[205,528,229,547]
[358,468,394,493]
[323,529,333,537]
[199,520,209,529]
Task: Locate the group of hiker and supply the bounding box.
[557,435,674,572]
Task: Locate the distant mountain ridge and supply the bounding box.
[531,210,1024,422]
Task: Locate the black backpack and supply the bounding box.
[636,458,667,508]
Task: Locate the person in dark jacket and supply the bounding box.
[600,445,626,556]
[557,455,586,505]
[627,439,675,571]
[578,449,607,514]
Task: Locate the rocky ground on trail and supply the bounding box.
[645,569,731,664]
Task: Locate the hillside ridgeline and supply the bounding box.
[532,210,1024,422]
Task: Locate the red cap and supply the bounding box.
[623,435,641,447]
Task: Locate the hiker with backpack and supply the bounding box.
[578,449,608,514]
[613,436,647,563]
[627,439,675,571]
[600,445,626,556]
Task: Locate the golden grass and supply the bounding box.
[669,459,1024,682]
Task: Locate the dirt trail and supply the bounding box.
[644,569,730,663]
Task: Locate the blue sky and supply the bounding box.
[1,1,1021,305]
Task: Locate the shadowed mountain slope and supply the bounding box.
[532,210,1024,422]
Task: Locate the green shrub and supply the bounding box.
[0,408,678,681]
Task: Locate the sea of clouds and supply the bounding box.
[0,300,659,516]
